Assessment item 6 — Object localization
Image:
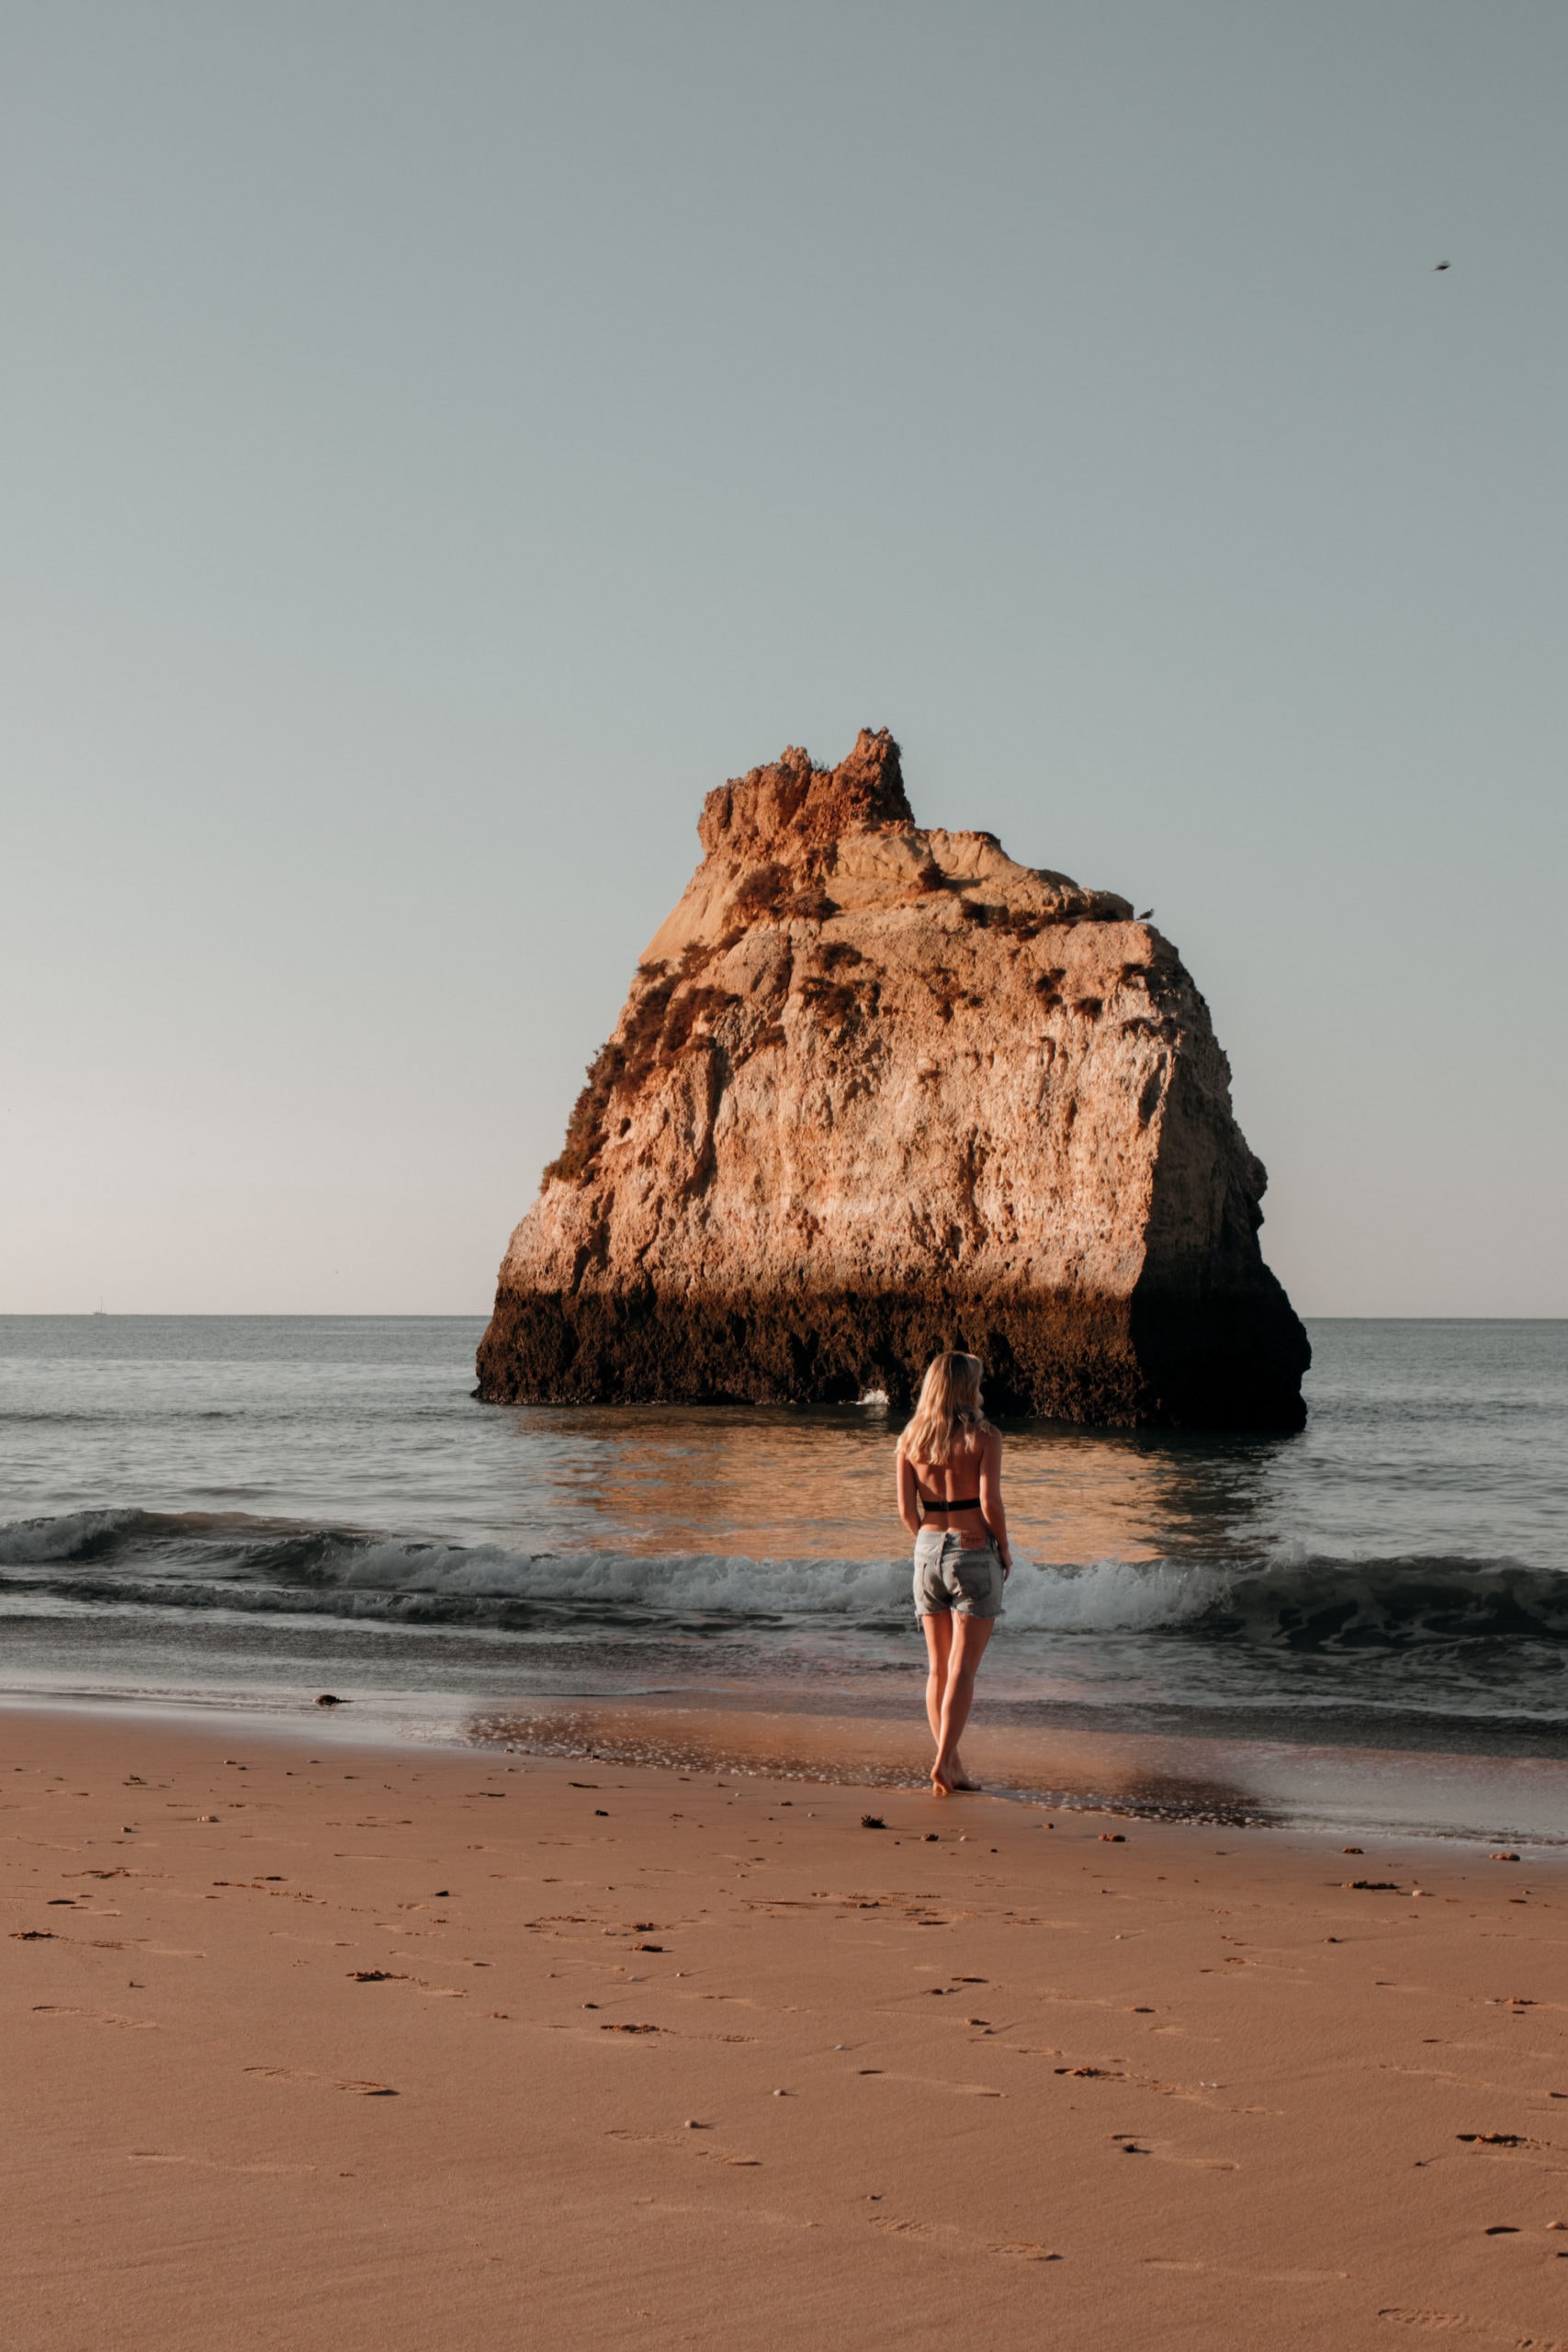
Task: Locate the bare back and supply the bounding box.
[897,1425,1009,1562]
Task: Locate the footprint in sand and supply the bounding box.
[873,2218,1063,2262]
[856,2070,1004,2098]
[1145,2258,1347,2283]
[32,2005,157,2030]
[604,2128,760,2166]
[243,2065,397,2095]
[1379,2314,1566,2346]
[130,2152,318,2176]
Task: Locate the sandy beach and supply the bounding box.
[6,1711,1567,2350]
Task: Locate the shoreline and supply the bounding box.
[7,1705,1568,2349]
[6,1679,1568,1853]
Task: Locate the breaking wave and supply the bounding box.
[1,1510,1565,1649]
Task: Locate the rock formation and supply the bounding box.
[477,730,1309,1427]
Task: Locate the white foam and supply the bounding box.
[1000,1558,1224,1633]
[320,1540,1224,1631]
[7,1508,1561,1644]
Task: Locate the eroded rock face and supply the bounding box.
[478,730,1309,1426]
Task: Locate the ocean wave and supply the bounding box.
[0,1509,305,1564]
[1,1510,1564,1647]
[0,1508,160,1564]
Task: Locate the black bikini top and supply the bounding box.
[917,1491,982,1513]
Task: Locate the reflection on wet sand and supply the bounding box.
[466,1701,1269,1826]
[510,1404,1291,1570]
[466,1698,1568,1846]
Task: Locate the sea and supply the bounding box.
[3,1316,1565,1846]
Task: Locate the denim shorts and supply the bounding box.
[913,1527,1005,1623]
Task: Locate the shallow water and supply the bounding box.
[2,1316,1564,1835]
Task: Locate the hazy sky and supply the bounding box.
[4,2,1564,1317]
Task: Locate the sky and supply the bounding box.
[3,1,1564,1317]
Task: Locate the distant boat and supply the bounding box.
[92,1298,107,1317]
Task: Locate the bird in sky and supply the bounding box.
[1435,260,1450,270]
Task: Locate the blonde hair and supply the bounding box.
[898,1351,990,1465]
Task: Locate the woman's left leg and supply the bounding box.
[920,1611,953,1752]
[931,1614,993,1793]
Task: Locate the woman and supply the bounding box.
[896,1351,1012,1796]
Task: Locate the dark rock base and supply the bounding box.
[475,1276,1310,1430]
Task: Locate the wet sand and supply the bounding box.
[6,1710,1568,2350]
[466,1695,1568,1845]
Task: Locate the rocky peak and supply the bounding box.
[696,727,914,863]
[649,729,1130,966]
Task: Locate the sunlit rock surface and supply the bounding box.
[478,730,1309,1426]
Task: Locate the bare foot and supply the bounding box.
[931,1764,955,1797]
